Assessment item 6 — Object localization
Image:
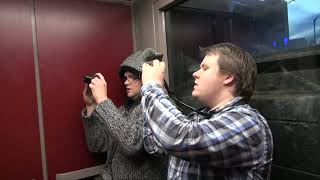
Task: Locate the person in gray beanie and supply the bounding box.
[81,49,167,180]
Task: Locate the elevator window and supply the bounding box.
[165,0,320,97]
[164,0,320,179]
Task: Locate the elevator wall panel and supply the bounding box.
[0,0,43,179]
[34,1,133,179]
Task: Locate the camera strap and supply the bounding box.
[164,81,247,119]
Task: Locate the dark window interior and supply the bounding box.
[164,0,320,179]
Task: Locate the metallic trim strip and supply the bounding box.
[56,165,105,180]
[152,0,175,84]
[31,0,48,179]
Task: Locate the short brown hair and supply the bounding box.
[200,43,257,100]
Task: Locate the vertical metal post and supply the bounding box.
[30,0,49,179]
[314,16,319,45]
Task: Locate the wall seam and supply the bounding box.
[131,4,137,51]
[31,0,48,179]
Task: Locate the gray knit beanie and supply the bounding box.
[118,48,159,79]
[119,51,143,79]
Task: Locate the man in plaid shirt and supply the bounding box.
[141,43,273,180]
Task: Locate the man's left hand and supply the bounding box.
[142,60,165,86]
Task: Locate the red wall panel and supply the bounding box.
[35,1,133,179]
[0,1,43,179]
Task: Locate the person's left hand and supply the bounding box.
[142,60,165,86]
[83,84,95,106]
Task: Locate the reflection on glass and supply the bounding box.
[315,15,320,44]
[165,0,320,99]
[288,0,319,45]
[164,0,320,178]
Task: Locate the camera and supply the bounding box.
[145,52,163,62]
[83,74,97,84]
[83,74,99,95]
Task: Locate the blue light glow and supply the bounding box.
[283,37,289,46]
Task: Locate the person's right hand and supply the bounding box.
[83,84,95,106]
[142,60,165,86]
[89,73,108,104]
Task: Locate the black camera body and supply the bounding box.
[83,74,96,84]
[83,74,99,95]
[145,52,163,62]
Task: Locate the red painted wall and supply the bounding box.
[35,1,132,179]
[0,0,132,179]
[0,0,43,179]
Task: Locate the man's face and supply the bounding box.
[123,71,142,100]
[192,54,227,107]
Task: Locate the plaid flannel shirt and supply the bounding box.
[142,82,273,180]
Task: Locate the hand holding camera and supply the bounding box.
[142,60,166,86]
[83,84,95,106]
[83,73,108,104]
[83,74,98,96]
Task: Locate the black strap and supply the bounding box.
[195,99,248,118]
[164,80,247,119]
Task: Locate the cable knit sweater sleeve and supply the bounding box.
[89,98,144,157]
[81,107,114,153]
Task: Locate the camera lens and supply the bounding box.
[83,75,94,84]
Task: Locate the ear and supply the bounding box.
[223,73,235,85]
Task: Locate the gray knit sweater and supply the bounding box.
[81,99,167,180]
[82,49,167,179]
